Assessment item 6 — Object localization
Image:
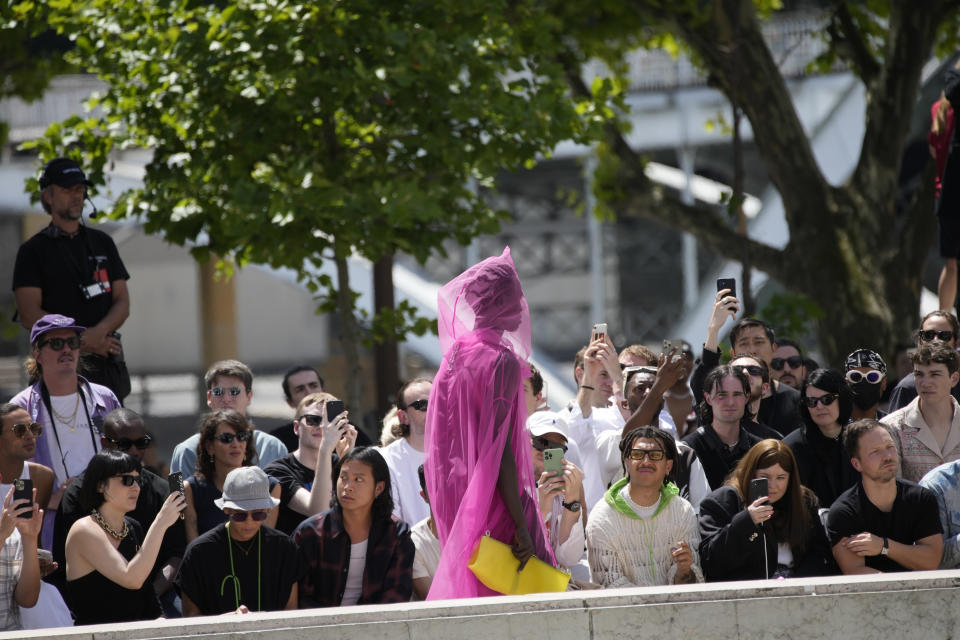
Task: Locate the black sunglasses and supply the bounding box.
[803,393,838,408]
[734,365,764,377]
[531,435,567,453]
[105,434,152,451]
[114,474,143,487]
[38,336,82,351]
[919,329,955,343]
[770,356,803,370]
[406,399,428,412]
[213,431,252,444]
[6,422,42,438]
[299,414,324,427]
[227,510,269,522]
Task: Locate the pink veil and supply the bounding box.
[424,247,553,600]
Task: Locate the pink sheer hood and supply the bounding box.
[425,247,553,600]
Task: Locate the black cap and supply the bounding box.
[39,157,92,189]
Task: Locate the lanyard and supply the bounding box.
[39,381,100,478]
[221,524,261,611]
[46,224,104,287]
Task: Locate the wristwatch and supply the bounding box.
[562,500,581,513]
[880,537,889,556]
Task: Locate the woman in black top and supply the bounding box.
[699,439,835,581]
[65,450,184,624]
[782,368,858,508]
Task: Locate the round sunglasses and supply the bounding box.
[845,370,883,384]
[5,422,42,438]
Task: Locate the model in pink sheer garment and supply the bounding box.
[424,247,554,600]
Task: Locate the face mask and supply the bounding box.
[850,381,882,410]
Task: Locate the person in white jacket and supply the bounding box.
[586,426,703,587]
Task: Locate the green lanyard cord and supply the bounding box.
[221,523,261,611]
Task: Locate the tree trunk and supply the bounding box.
[334,252,364,419]
[373,253,399,428]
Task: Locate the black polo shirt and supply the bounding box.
[826,479,941,572]
[13,224,129,328]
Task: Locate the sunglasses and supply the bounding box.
[733,365,763,377]
[406,399,428,412]
[213,431,252,444]
[845,370,883,384]
[38,336,82,351]
[227,510,269,522]
[298,414,324,427]
[210,386,245,397]
[114,474,143,487]
[105,434,152,451]
[627,449,666,461]
[6,422,42,438]
[531,436,567,453]
[919,330,955,343]
[770,356,803,371]
[803,393,839,408]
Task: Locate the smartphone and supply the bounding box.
[167,472,184,498]
[591,322,607,343]
[717,277,737,299]
[325,400,346,421]
[13,478,33,519]
[543,448,565,479]
[748,477,768,504]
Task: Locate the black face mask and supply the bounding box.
[850,381,883,410]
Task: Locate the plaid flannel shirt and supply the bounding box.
[293,507,414,608]
[0,529,23,631]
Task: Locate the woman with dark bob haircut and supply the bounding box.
[184,410,280,542]
[782,369,858,508]
[699,439,835,581]
[293,447,414,607]
[65,450,185,625]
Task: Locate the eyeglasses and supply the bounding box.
[298,414,324,427]
[627,449,666,461]
[845,370,883,384]
[227,510,269,522]
[531,436,567,453]
[770,356,803,371]
[5,422,42,438]
[733,365,763,377]
[114,474,143,487]
[803,393,839,408]
[37,336,81,351]
[919,330,955,343]
[406,399,428,412]
[105,435,152,451]
[210,386,245,397]
[213,431,252,444]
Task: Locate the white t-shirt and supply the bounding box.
[45,393,99,485]
[620,485,661,520]
[341,539,368,606]
[380,438,428,526]
[410,518,441,586]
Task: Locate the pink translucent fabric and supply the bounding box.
[424,247,553,600]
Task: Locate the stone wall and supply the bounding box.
[10,570,960,640]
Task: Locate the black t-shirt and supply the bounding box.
[263,453,315,535]
[826,479,942,572]
[52,467,186,588]
[13,224,130,327]
[175,524,302,615]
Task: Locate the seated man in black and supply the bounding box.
[827,419,942,574]
[53,408,185,614]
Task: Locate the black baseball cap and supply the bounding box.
[39,157,92,189]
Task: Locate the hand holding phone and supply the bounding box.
[591,323,607,343]
[542,448,565,483]
[716,278,737,300]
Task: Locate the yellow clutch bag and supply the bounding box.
[467,534,570,595]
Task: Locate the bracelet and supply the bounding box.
[580,385,595,391]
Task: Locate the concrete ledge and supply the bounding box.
[8,571,960,640]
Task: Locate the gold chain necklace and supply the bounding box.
[91,509,129,541]
[51,394,81,432]
[231,535,257,557]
